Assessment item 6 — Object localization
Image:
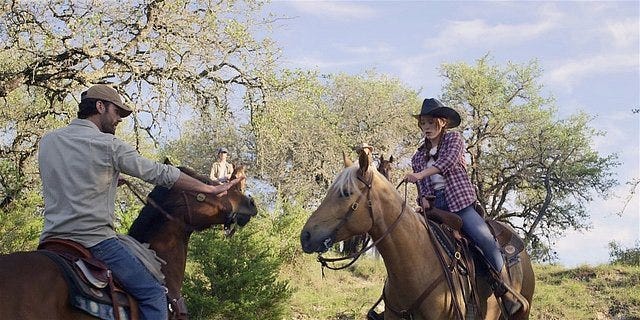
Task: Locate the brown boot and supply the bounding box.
[500,293,523,317]
[491,268,529,317]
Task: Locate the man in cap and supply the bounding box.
[209,147,234,183]
[38,84,243,319]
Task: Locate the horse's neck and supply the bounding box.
[372,210,439,279]
[369,191,444,304]
[149,222,189,298]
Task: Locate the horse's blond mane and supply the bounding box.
[330,164,386,197]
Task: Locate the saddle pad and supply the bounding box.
[38,250,133,320]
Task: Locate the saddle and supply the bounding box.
[38,238,139,320]
[424,208,526,318]
[369,207,526,320]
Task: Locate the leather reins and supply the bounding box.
[316,175,408,273]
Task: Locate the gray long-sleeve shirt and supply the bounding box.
[38,119,181,247]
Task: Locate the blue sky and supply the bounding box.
[262,1,639,266]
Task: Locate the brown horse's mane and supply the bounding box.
[128,166,218,243]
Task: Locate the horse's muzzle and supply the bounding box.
[300,229,333,254]
[236,213,252,227]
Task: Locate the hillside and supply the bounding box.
[282,255,640,319]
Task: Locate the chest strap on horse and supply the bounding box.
[382,273,446,319]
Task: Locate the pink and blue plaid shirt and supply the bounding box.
[411,131,477,212]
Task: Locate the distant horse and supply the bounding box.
[301,150,534,319]
[376,154,394,180]
[0,165,257,319]
[231,164,247,194]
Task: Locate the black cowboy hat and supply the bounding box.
[412,98,461,128]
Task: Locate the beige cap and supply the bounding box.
[82,84,133,116]
[355,143,374,154]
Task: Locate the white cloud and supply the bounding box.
[545,53,639,89]
[423,4,561,53]
[555,181,639,267]
[282,55,356,71]
[286,1,377,20]
[337,42,393,55]
[605,18,640,48]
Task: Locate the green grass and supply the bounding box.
[532,264,640,319]
[283,254,386,319]
[281,256,640,319]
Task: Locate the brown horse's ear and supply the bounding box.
[163,157,173,165]
[389,155,394,163]
[343,151,353,167]
[357,149,371,176]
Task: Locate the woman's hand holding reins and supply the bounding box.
[404,172,422,183]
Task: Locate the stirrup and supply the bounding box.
[500,295,524,317]
[491,275,529,316]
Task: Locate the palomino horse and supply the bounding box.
[301,151,534,320]
[0,165,257,319]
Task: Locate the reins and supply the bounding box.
[316,177,409,275]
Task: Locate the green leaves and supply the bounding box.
[183,215,293,320]
[441,55,619,261]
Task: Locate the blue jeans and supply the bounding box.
[434,190,504,273]
[90,238,168,320]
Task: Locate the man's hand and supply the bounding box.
[210,176,245,197]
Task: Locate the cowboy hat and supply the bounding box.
[412,98,461,128]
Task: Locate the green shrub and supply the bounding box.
[0,189,43,253]
[609,241,640,266]
[183,220,292,320]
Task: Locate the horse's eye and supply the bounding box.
[339,189,352,198]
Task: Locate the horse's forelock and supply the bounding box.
[330,164,380,196]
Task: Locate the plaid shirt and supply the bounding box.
[411,131,477,212]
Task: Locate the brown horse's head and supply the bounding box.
[129,165,257,242]
[300,149,393,253]
[377,153,394,181]
[231,164,247,194]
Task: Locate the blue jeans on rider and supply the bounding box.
[433,189,504,273]
[90,238,168,320]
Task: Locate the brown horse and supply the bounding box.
[376,153,394,180]
[0,166,257,319]
[301,151,534,319]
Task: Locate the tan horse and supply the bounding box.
[0,166,257,320]
[301,151,534,319]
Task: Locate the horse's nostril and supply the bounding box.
[301,231,311,242]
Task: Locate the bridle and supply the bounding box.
[316,174,409,273]
[122,179,238,234]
